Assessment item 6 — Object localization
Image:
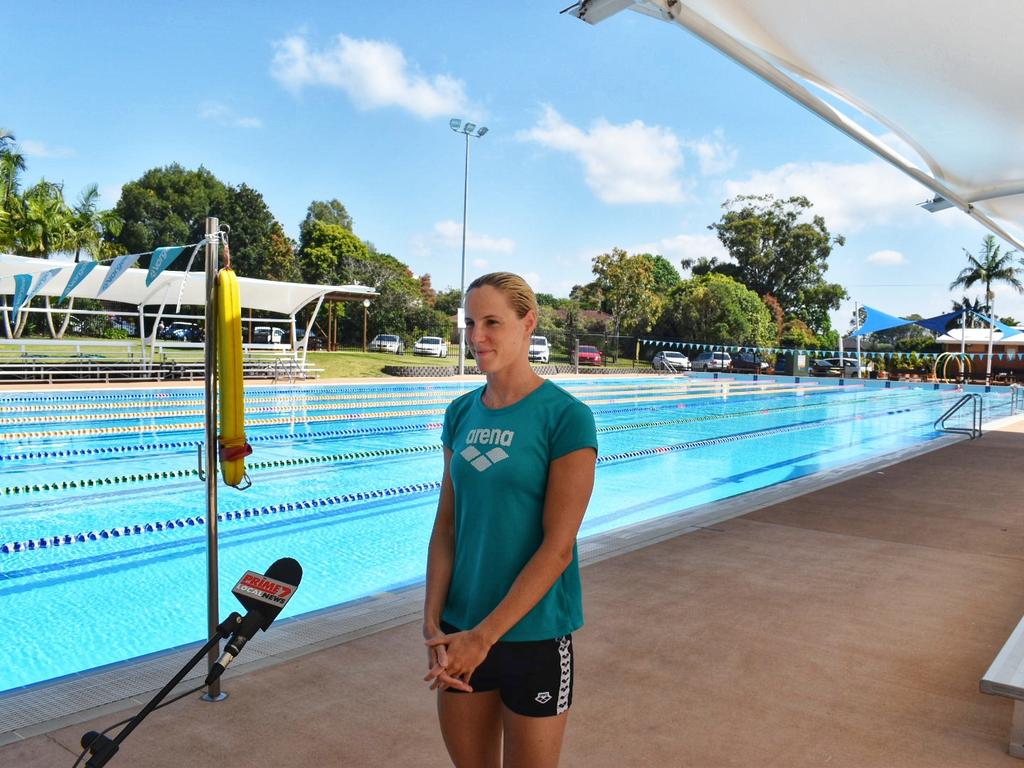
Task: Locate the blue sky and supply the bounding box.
[4,1,1019,331]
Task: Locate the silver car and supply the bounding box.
[652,350,691,371]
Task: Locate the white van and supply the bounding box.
[253,326,284,344]
[528,336,550,364]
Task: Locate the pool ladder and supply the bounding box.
[934,393,983,439]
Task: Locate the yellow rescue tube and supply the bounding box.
[217,267,251,487]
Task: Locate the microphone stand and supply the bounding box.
[80,612,242,768]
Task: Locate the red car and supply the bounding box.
[573,345,604,366]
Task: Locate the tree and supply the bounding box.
[591,247,661,352]
[419,274,437,306]
[434,287,462,317]
[297,220,369,285]
[45,184,124,338]
[298,199,353,253]
[643,253,682,296]
[707,194,847,333]
[2,180,72,338]
[762,294,784,343]
[655,273,776,347]
[220,183,300,281]
[949,234,1023,316]
[113,164,230,268]
[780,319,817,349]
[569,281,604,311]
[261,222,302,283]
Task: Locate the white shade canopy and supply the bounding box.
[0,253,376,315]
[570,0,1024,249]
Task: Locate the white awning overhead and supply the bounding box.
[570,0,1024,249]
[0,254,376,316]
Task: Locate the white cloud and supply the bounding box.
[19,140,74,159]
[518,106,687,204]
[433,220,515,253]
[271,33,472,118]
[635,233,730,268]
[866,249,905,266]
[200,103,263,129]
[521,272,541,292]
[683,129,737,176]
[471,258,489,271]
[723,160,928,232]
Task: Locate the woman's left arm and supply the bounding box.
[426,446,596,677]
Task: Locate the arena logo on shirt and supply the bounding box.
[464,428,514,447]
[460,428,515,472]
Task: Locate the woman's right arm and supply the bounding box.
[423,449,472,691]
[423,447,455,642]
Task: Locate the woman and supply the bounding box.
[423,272,597,768]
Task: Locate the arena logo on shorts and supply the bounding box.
[460,428,515,472]
[535,692,552,704]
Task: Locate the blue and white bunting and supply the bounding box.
[59,261,99,301]
[146,246,185,286]
[10,274,32,318]
[98,253,142,295]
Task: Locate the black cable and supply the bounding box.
[71,682,207,767]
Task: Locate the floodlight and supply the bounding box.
[449,118,461,131]
[464,122,477,134]
[476,126,489,137]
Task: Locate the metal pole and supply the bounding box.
[458,131,469,376]
[960,308,967,383]
[202,217,225,702]
[986,295,995,385]
[363,303,368,353]
[854,301,862,378]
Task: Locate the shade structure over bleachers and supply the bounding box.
[0,253,376,315]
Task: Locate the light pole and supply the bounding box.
[362,299,370,353]
[450,118,488,375]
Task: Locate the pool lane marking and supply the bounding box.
[0,378,824,419]
[0,481,444,554]
[0,381,826,435]
[0,402,932,550]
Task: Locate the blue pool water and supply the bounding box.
[0,376,1012,693]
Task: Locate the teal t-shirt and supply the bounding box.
[440,379,597,641]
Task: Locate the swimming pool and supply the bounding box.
[0,376,1012,693]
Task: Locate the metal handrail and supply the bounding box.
[1011,384,1024,416]
[934,393,983,439]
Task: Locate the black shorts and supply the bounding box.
[440,621,574,717]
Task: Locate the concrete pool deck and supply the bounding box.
[4,417,1024,766]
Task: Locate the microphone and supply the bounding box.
[205,557,302,685]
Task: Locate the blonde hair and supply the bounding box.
[466,272,538,318]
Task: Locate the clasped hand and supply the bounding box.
[423,628,491,693]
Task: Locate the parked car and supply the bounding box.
[730,352,769,373]
[572,345,604,366]
[692,351,732,371]
[651,350,691,371]
[287,329,324,350]
[158,322,203,342]
[368,333,405,354]
[413,336,448,357]
[528,335,551,364]
[252,326,285,344]
[809,357,867,376]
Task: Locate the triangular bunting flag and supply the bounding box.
[10,274,32,317]
[146,246,185,286]
[60,261,99,301]
[99,253,142,295]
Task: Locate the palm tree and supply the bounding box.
[949,234,1024,312]
[0,149,25,213]
[43,185,124,337]
[950,234,1024,380]
[2,180,72,338]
